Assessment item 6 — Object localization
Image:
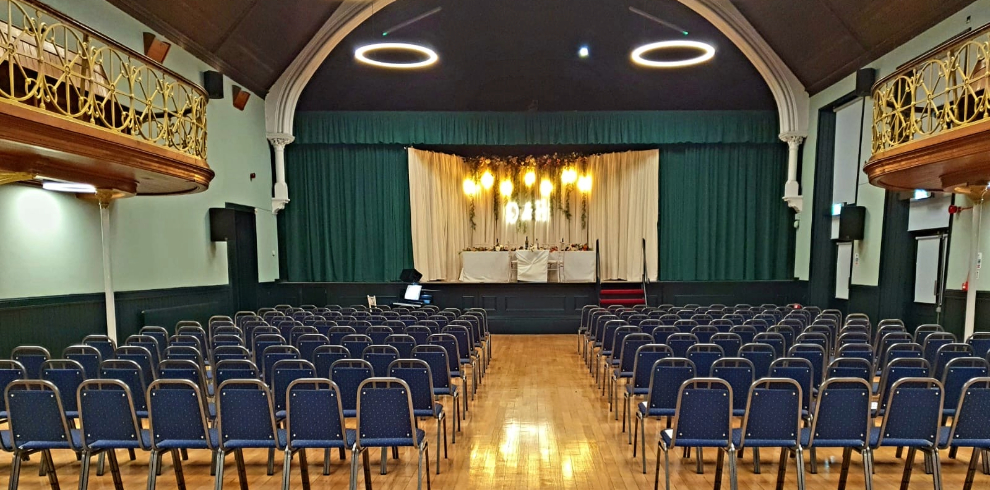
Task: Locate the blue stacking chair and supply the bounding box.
[770,357,813,423]
[100,359,150,418]
[83,335,116,362]
[341,335,373,361]
[740,343,776,379]
[687,344,724,377]
[711,358,754,417]
[754,332,786,359]
[413,345,462,434]
[214,359,260,388]
[869,378,944,490]
[914,324,943,344]
[667,333,697,358]
[350,378,431,490]
[938,377,990,490]
[282,379,356,486]
[837,343,873,367]
[40,360,86,419]
[160,355,212,398]
[876,358,930,415]
[733,378,805,488]
[147,379,219,490]
[967,332,990,359]
[712,333,742,357]
[406,326,432,346]
[313,345,350,378]
[216,379,285,486]
[77,379,150,490]
[272,359,316,419]
[0,360,25,423]
[826,357,872,385]
[940,357,988,419]
[362,345,400,377]
[692,326,718,344]
[769,325,795,352]
[289,326,319,346]
[328,327,356,346]
[651,326,678,345]
[385,334,417,358]
[789,343,826,390]
[673,319,697,333]
[933,343,975,381]
[296,334,330,363]
[330,359,374,418]
[633,358,696,473]
[837,331,870,349]
[729,326,757,345]
[63,345,103,379]
[4,379,81,489]
[127,335,163,367]
[11,346,50,379]
[923,333,957,368]
[140,326,170,357]
[710,319,734,333]
[429,333,473,407]
[623,344,672,440]
[602,326,641,393]
[367,326,394,345]
[656,378,738,490]
[389,359,447,474]
[262,345,299,386]
[802,378,873,482]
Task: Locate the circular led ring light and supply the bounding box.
[631,40,715,68]
[355,42,439,69]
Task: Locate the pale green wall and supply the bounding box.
[0,0,278,299]
[794,0,990,290]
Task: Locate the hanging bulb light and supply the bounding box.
[577,175,593,193]
[524,170,536,187]
[499,179,514,197]
[561,168,577,185]
[463,178,478,196]
[540,179,553,197]
[480,170,495,190]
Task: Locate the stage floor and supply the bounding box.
[19,335,974,490]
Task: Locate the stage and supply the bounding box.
[257,280,808,334]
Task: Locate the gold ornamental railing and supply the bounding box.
[0,0,207,161]
[871,23,990,155]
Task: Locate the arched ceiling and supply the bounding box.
[298,0,774,111]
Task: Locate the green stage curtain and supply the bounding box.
[659,144,792,281]
[282,145,413,282]
[295,111,781,146]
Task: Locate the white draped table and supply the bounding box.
[459,250,596,283]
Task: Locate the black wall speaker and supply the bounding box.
[855,68,876,97]
[399,268,423,283]
[203,71,224,99]
[838,205,866,242]
[209,208,235,242]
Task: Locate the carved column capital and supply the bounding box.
[779,133,806,149]
[267,133,295,148]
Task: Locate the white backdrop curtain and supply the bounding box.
[408,148,659,281]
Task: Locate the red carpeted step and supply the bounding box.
[599,289,645,296]
[600,298,646,306]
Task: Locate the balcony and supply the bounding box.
[865,24,990,199]
[0,0,212,195]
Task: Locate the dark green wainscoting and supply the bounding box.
[0,285,232,356]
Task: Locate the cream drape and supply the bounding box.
[408,148,659,282]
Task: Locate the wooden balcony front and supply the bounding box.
[0,0,212,195]
[864,24,990,200]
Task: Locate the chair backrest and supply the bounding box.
[328,326,357,345]
[412,345,453,391]
[670,378,733,448]
[289,326,319,346]
[690,325,717,344]
[158,359,209,395]
[388,359,436,414]
[262,345,300,385]
[711,358,754,414]
[667,333,698,358]
[769,324,795,350]
[650,326,678,345]
[711,333,742,357]
[100,359,149,412]
[362,345,400,377]
[617,334,654,373]
[147,379,214,450]
[214,359,260,387]
[940,357,989,417]
[789,343,826,388]
[272,359,316,412]
[754,332,786,358]
[966,332,990,359]
[217,379,282,450]
[77,379,146,451]
[341,335,373,360]
[313,345,350,378]
[874,378,943,448]
[933,343,975,380]
[923,332,957,366]
[876,358,931,415]
[826,357,872,385]
[686,343,724,377]
[330,359,374,414]
[630,344,673,390]
[213,346,251,365]
[738,378,803,448]
[885,342,924,370]
[428,333,461,373]
[836,343,873,366]
[11,346,51,379]
[739,342,776,378]
[296,334,330,362]
[672,319,698,334]
[40,359,86,414]
[62,345,102,379]
[806,378,872,448]
[729,325,757,345]
[83,335,116,361]
[837,331,870,348]
[385,334,417,358]
[0,361,26,402]
[355,378,418,447]
[769,357,813,413]
[915,324,944,345]
[285,378,347,450]
[943,377,990,448]
[139,327,169,355]
[252,334,286,361]
[645,358,696,414]
[443,325,474,360]
[4,379,76,449]
[366,326,394,345]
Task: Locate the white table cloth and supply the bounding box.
[562,251,596,282]
[459,251,511,282]
[515,250,550,282]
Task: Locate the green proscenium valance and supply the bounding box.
[294,111,781,146]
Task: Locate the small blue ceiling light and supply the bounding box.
[578,46,590,58]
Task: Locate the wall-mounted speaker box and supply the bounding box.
[855,68,876,97]
[203,71,224,99]
[837,205,866,242]
[209,208,235,242]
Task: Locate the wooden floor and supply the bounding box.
[12,335,981,489]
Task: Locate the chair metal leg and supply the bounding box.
[809,446,818,474]
[78,452,91,490]
[361,447,372,490]
[234,449,249,490]
[657,445,668,490]
[324,449,331,476]
[417,444,424,490]
[623,394,630,439]
[728,446,739,490]
[714,448,725,490]
[901,447,917,490]
[640,416,648,474]
[181,448,189,461]
[437,415,443,475]
[863,448,875,490]
[299,449,311,490]
[754,447,761,474]
[380,447,387,475]
[156,451,163,476]
[930,449,943,490]
[211,451,217,476]
[281,450,291,490]
[775,449,787,490]
[97,453,105,477]
[425,445,431,490]
[9,452,22,490]
[43,449,60,490]
[696,447,704,474]
[128,448,136,461]
[146,450,158,490]
[214,451,225,490]
[983,449,989,474]
[964,448,980,490]
[170,449,186,490]
[838,447,852,490]
[348,447,359,490]
[795,446,807,490]
[267,448,275,476]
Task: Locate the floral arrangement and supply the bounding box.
[462,243,590,252]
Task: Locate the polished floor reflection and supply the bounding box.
[8,334,980,489]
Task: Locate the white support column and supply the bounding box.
[781,133,805,213]
[97,191,118,342]
[964,199,984,338]
[269,133,295,214]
